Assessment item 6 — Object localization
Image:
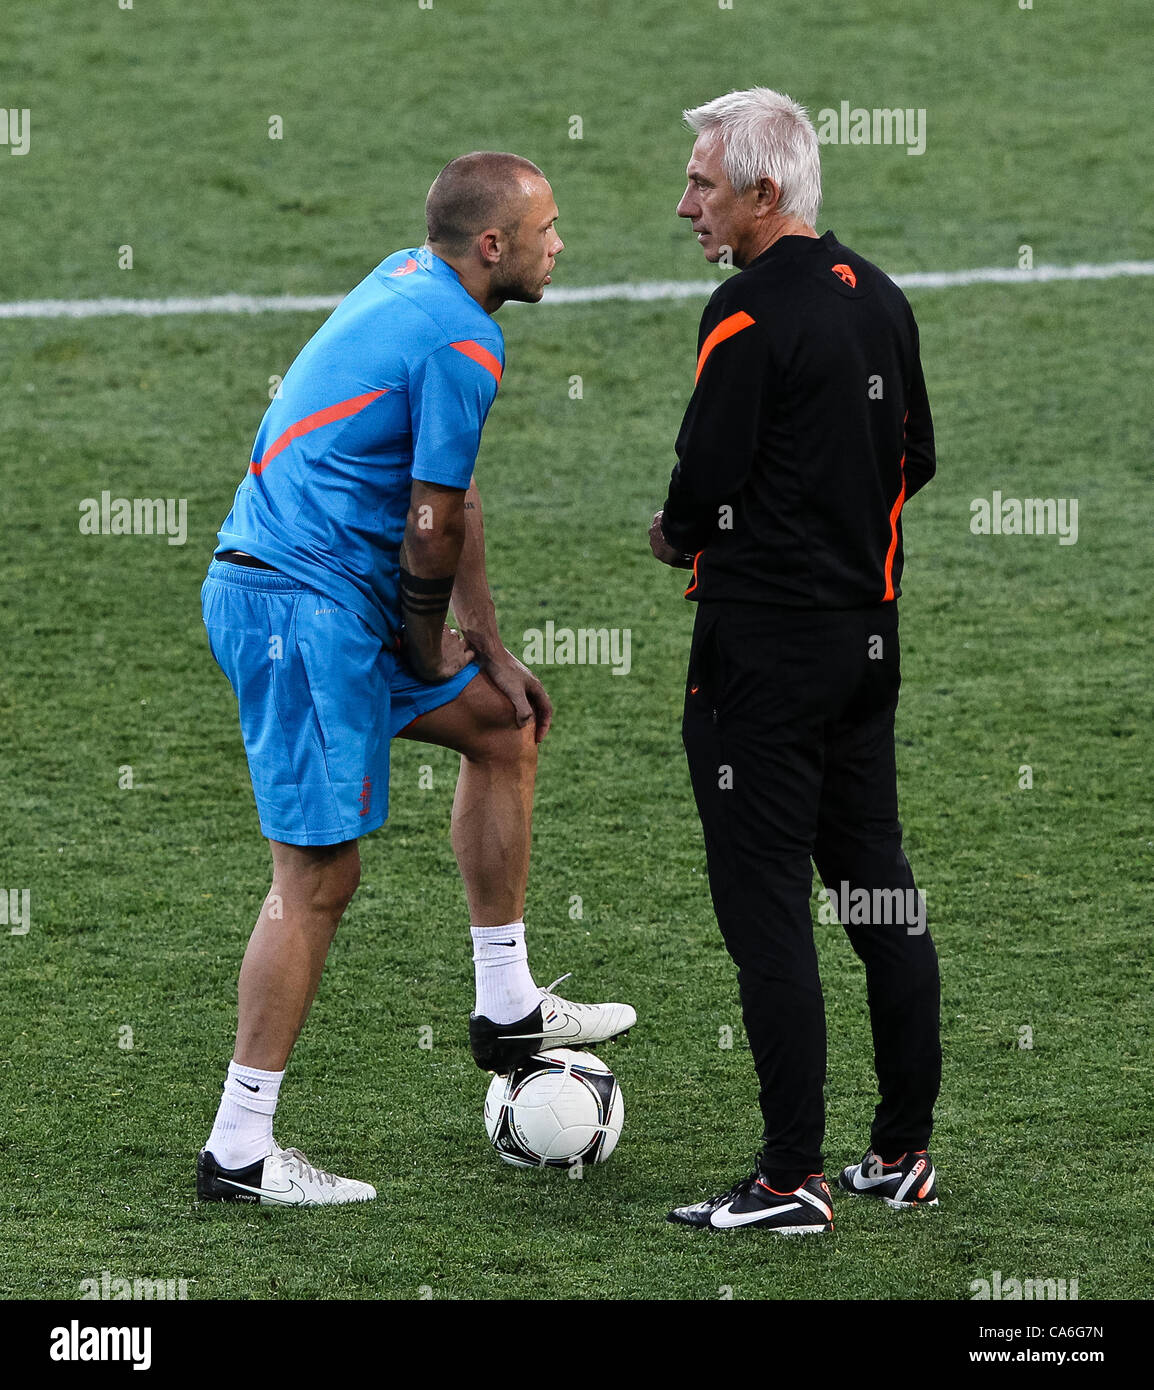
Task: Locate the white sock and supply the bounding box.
[471,922,540,1024]
[205,1060,284,1170]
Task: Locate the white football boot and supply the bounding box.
[470,974,636,1072]
[197,1143,376,1207]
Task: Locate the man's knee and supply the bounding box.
[463,694,537,765]
[322,853,361,914]
[270,841,361,917]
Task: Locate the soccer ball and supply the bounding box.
[483,1048,624,1169]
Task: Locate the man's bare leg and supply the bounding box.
[397,669,536,926]
[198,838,376,1202]
[399,669,635,1067]
[234,838,362,1071]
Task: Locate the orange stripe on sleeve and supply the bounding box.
[684,549,704,598]
[450,339,503,385]
[881,474,906,601]
[694,310,755,384]
[882,412,911,601]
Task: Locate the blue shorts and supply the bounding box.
[201,559,481,846]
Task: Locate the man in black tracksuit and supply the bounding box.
[653,88,942,1234]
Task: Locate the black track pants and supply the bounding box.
[681,601,941,1181]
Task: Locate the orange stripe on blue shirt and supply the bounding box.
[250,389,389,475]
[450,339,503,386]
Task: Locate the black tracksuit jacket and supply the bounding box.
[661,229,935,607]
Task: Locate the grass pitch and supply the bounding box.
[1,0,1151,1301]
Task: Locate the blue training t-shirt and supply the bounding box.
[215,246,505,645]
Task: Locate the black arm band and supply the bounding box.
[399,567,455,601]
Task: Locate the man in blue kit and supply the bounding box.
[197,153,636,1206]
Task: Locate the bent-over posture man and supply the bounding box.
[650,90,941,1234]
[198,153,635,1206]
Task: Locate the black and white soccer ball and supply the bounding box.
[483,1048,624,1168]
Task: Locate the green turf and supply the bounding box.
[1,0,1151,1302]
[3,0,1154,300]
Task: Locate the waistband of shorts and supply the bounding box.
[205,557,308,591]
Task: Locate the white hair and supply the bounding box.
[683,87,822,227]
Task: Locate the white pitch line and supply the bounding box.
[894,259,1154,290]
[1,259,1151,320]
[0,292,345,320]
